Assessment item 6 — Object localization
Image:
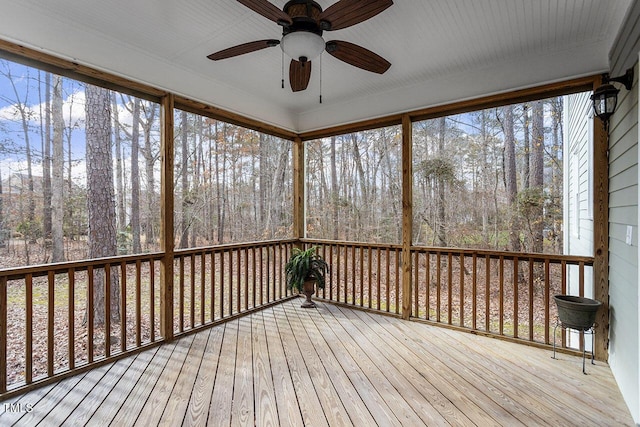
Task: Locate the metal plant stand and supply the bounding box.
[552,318,596,374]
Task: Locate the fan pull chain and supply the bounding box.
[319,53,322,104]
[281,50,285,89]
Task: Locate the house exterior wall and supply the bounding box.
[608,1,640,422]
[563,91,595,349]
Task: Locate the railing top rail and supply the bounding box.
[0,252,165,280]
[302,238,593,265]
[410,245,594,265]
[173,239,297,256]
[300,238,403,250]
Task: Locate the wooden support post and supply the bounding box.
[293,137,305,248]
[401,114,413,320]
[593,76,610,362]
[160,93,175,341]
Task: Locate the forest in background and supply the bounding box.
[1,57,569,276]
[306,98,565,254]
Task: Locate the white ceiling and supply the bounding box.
[0,0,633,133]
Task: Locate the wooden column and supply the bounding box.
[293,137,305,245]
[160,93,175,341]
[401,114,413,320]
[593,76,610,361]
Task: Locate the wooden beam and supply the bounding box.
[299,114,403,141]
[175,97,297,141]
[292,137,305,245]
[401,114,413,320]
[592,76,609,362]
[0,38,296,141]
[160,93,175,341]
[0,39,165,102]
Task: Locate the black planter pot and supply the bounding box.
[554,295,602,331]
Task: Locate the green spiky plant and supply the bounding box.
[285,246,329,292]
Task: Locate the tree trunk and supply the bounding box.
[503,105,521,252]
[531,100,545,253]
[131,99,141,253]
[112,93,126,233]
[330,136,338,240]
[85,84,120,326]
[41,71,52,241]
[51,75,65,262]
[180,110,189,248]
[437,117,447,247]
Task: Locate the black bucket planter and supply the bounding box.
[552,295,602,374]
[554,295,602,331]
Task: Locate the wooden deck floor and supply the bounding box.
[0,299,633,426]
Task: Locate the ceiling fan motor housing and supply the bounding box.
[282,0,324,36]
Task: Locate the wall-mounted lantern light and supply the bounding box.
[591,67,634,122]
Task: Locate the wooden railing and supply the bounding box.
[303,239,594,351]
[0,237,595,398]
[0,239,293,397]
[302,239,403,315]
[172,240,294,336]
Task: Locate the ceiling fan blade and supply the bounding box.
[207,39,280,61]
[289,59,312,92]
[237,0,292,26]
[319,0,393,31]
[326,40,391,74]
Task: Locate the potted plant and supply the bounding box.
[285,246,328,308]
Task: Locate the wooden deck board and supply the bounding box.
[86,348,159,426]
[3,298,634,427]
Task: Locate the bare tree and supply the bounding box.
[85,84,119,325]
[503,104,521,252]
[51,75,65,262]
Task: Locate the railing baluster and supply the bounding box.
[201,251,206,326]
[258,247,263,306]
[47,271,55,377]
[385,248,391,312]
[472,253,477,331]
[120,261,127,352]
[179,257,185,332]
[459,253,465,327]
[221,251,226,318]
[544,258,550,344]
[228,250,233,315]
[447,252,453,325]
[190,254,196,329]
[436,252,441,322]
[359,246,364,307]
[105,264,111,358]
[136,260,141,347]
[368,247,373,309]
[244,248,249,311]
[512,257,518,339]
[561,260,567,349]
[395,248,400,315]
[265,247,270,304]
[425,251,430,321]
[529,258,534,341]
[485,255,490,332]
[413,251,419,317]
[499,256,504,336]
[210,251,216,322]
[251,248,256,308]
[26,273,33,382]
[68,269,75,370]
[88,266,94,363]
[236,249,241,314]
[149,260,155,343]
[376,247,381,310]
[0,276,6,393]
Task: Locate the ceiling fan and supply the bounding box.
[208,0,393,92]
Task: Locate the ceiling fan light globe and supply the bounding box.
[281,31,325,62]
